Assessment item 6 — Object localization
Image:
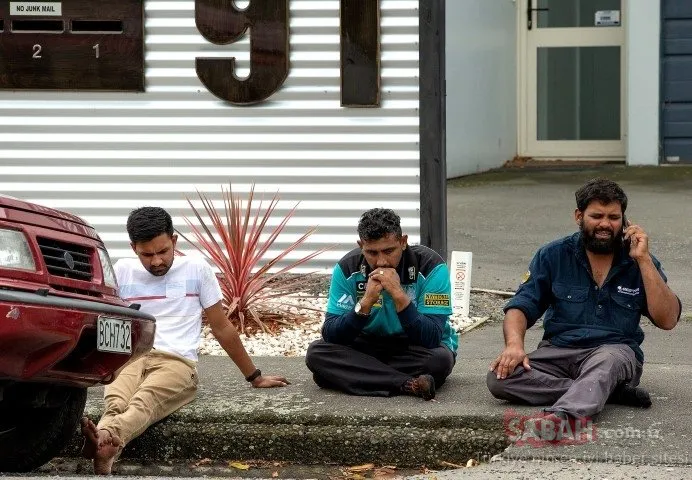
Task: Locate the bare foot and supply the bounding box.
[80,417,99,459]
[92,429,122,475]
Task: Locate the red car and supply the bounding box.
[0,194,155,472]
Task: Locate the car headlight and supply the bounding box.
[0,229,36,271]
[98,248,118,289]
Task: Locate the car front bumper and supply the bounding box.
[0,289,156,387]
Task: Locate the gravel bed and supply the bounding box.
[198,291,511,357]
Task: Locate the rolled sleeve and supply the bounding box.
[643,255,683,322]
[504,248,552,328]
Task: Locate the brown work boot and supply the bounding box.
[401,374,436,400]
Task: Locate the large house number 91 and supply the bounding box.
[195,0,381,107]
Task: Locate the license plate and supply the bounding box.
[97,317,132,354]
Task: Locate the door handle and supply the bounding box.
[527,0,549,30]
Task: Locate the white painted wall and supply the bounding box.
[445,0,517,178]
[626,1,660,166]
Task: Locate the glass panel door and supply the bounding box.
[536,0,622,28]
[519,0,625,158]
[537,46,621,141]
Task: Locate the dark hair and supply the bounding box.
[575,178,628,213]
[357,208,402,241]
[126,207,174,243]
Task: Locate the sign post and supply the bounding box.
[450,251,472,318]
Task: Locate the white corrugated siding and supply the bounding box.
[0,0,420,270]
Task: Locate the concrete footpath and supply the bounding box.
[64,320,692,470]
[61,166,692,473]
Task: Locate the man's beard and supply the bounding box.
[147,263,171,276]
[580,220,622,254]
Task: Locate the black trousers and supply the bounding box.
[305,336,455,397]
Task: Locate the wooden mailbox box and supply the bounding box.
[0,1,144,91]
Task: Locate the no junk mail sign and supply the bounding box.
[0,0,382,107]
[0,1,144,91]
[10,2,62,16]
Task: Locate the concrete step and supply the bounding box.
[62,321,692,468]
[63,356,510,466]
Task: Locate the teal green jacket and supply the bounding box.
[323,245,458,353]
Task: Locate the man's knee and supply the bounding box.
[424,347,455,378]
[486,368,527,400]
[102,396,128,417]
[588,345,637,371]
[305,339,329,371]
[486,370,507,399]
[581,345,639,387]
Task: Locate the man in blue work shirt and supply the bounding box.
[487,178,681,423]
[305,208,457,400]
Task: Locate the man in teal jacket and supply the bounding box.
[305,208,457,400]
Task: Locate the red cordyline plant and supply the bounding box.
[176,184,330,335]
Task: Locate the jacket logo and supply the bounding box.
[424,293,450,307]
[408,266,416,280]
[617,286,640,296]
[336,294,356,309]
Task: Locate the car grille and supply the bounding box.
[37,238,93,281]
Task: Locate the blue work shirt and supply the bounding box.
[505,232,680,363]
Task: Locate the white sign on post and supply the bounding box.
[10,2,62,16]
[450,251,473,318]
[594,10,620,26]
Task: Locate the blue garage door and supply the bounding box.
[662,1,692,163]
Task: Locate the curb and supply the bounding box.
[62,400,510,467]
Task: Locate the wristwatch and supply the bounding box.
[245,368,261,382]
[354,301,370,316]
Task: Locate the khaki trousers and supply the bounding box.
[97,349,198,446]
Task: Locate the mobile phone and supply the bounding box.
[622,214,631,251]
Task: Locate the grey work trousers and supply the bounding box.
[486,341,642,418]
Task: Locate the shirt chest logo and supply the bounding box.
[617,286,640,296]
[355,281,383,308]
[424,293,450,307]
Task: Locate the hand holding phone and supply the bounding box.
[622,215,631,252]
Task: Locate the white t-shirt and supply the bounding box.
[114,256,223,361]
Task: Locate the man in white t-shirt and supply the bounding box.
[81,207,289,475]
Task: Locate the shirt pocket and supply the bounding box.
[551,283,590,324]
[166,280,186,299]
[610,292,642,334]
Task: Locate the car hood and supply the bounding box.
[0,194,99,240]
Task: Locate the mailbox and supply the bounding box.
[0,1,144,91]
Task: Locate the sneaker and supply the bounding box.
[401,374,436,400]
[608,384,652,408]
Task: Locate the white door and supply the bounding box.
[518,0,626,159]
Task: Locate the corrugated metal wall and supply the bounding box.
[661,0,692,163]
[0,0,421,269]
